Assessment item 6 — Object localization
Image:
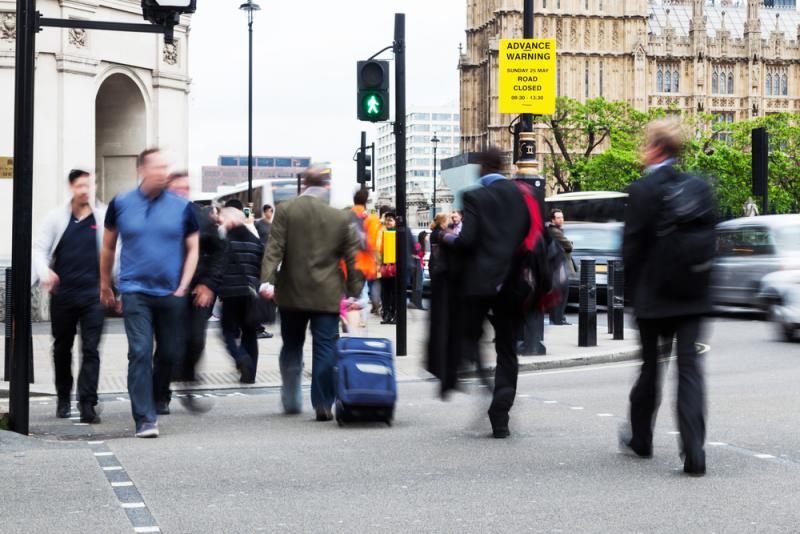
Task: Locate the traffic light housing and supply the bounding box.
[357,150,372,184]
[357,60,390,122]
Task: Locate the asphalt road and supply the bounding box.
[3,312,799,533]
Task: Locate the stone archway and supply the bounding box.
[95,73,146,202]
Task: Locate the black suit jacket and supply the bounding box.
[623,164,715,319]
[445,178,530,298]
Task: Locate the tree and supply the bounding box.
[538,97,656,192]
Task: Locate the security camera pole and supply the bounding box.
[8,0,193,435]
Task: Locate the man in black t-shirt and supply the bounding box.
[32,170,108,423]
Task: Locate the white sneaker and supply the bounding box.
[135,422,159,438]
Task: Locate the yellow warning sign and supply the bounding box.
[498,39,557,115]
[0,157,12,179]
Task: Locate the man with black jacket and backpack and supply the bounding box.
[439,147,544,439]
[620,119,715,477]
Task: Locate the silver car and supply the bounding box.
[757,270,800,342]
[711,215,800,307]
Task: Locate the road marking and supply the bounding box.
[121,503,146,509]
[596,413,613,417]
[755,454,776,459]
[522,356,678,377]
[518,394,531,398]
[570,406,584,410]
[73,423,89,426]
[133,528,161,533]
[116,397,128,402]
[709,442,727,446]
[87,440,104,445]
[111,481,134,487]
[94,452,114,457]
[103,466,123,471]
[543,400,558,404]
[696,343,711,355]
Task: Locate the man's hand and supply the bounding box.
[42,270,60,292]
[174,286,189,298]
[259,283,275,301]
[192,284,215,308]
[345,298,363,311]
[100,285,116,309]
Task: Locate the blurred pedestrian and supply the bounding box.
[349,189,382,326]
[260,168,363,421]
[547,208,574,325]
[255,203,273,247]
[164,172,226,411]
[379,211,398,325]
[100,148,200,438]
[32,169,107,423]
[218,206,264,384]
[435,148,546,438]
[620,119,716,476]
[449,209,463,234]
[409,230,427,310]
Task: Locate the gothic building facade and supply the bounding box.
[460,0,800,160]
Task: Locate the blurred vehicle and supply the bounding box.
[545,191,628,223]
[757,270,800,342]
[712,215,800,307]
[562,222,624,306]
[407,228,431,297]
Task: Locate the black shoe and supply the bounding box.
[236,357,254,383]
[561,321,573,326]
[683,460,706,477]
[156,401,171,415]
[492,427,511,439]
[78,402,101,424]
[56,399,71,419]
[618,428,653,458]
[257,331,274,339]
[315,407,333,422]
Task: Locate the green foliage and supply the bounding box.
[540,97,800,216]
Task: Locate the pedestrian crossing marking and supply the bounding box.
[112,481,134,487]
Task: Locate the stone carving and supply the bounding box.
[163,42,178,65]
[68,27,86,48]
[556,19,563,45]
[598,21,605,47]
[1,12,16,41]
[584,21,591,48]
[570,20,577,45]
[612,22,620,47]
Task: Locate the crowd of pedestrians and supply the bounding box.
[34,119,713,476]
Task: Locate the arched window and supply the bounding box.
[712,72,718,94]
[657,69,663,93]
[766,74,772,96]
[773,74,780,96]
[727,72,734,94]
[665,70,671,93]
[782,73,788,95]
[673,70,679,93]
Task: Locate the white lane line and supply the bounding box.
[111,481,134,487]
[133,528,161,533]
[116,397,128,402]
[570,406,584,411]
[87,440,105,445]
[523,356,678,377]
[755,454,776,459]
[596,413,614,417]
[121,502,146,509]
[94,452,114,457]
[708,442,727,446]
[69,416,81,421]
[543,400,558,404]
[103,466,123,471]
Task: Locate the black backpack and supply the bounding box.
[651,170,715,300]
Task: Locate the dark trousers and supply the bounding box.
[629,315,706,463]
[174,299,214,383]
[50,293,105,405]
[549,278,570,325]
[411,263,424,308]
[462,294,522,429]
[122,293,186,425]
[278,308,339,412]
[221,296,259,380]
[381,276,397,321]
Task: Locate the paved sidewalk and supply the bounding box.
[1,309,641,396]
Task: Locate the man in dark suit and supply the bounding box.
[621,119,714,477]
[440,147,533,438]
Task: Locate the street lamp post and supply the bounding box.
[240,0,260,207]
[430,133,440,218]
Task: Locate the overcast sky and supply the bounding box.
[188,0,464,205]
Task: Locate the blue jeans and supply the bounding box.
[122,293,186,426]
[279,308,339,413]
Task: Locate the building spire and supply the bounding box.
[746,0,761,36]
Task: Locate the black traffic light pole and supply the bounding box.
[752,127,769,215]
[8,1,167,435]
[393,14,407,357]
[358,131,367,190]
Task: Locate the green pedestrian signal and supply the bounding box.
[357,60,390,122]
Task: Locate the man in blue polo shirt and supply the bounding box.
[100,148,199,438]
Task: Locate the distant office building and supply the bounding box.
[202,155,312,193]
[375,106,460,207]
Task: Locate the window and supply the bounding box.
[557,63,561,96]
[766,66,789,97]
[766,73,772,96]
[275,158,292,167]
[657,63,679,93]
[432,113,452,121]
[717,227,775,257]
[713,112,735,142]
[781,74,788,95]
[712,65,734,95]
[220,156,238,166]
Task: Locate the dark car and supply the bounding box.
[562,222,624,306]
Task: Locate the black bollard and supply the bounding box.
[606,261,615,335]
[4,267,34,383]
[578,259,597,347]
[520,309,546,355]
[613,261,625,340]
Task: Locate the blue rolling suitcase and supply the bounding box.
[335,337,397,426]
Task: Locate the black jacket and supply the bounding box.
[444,178,530,298]
[623,164,715,319]
[218,225,264,299]
[192,203,227,293]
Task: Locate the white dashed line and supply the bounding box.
[73,423,89,427]
[570,406,584,411]
[708,442,727,446]
[103,466,124,471]
[596,413,614,417]
[518,394,531,398]
[133,528,161,533]
[121,503,146,509]
[94,452,114,457]
[754,454,776,459]
[111,481,134,487]
[543,400,558,404]
[87,440,105,445]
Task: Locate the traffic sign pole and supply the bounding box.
[394,13,407,357]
